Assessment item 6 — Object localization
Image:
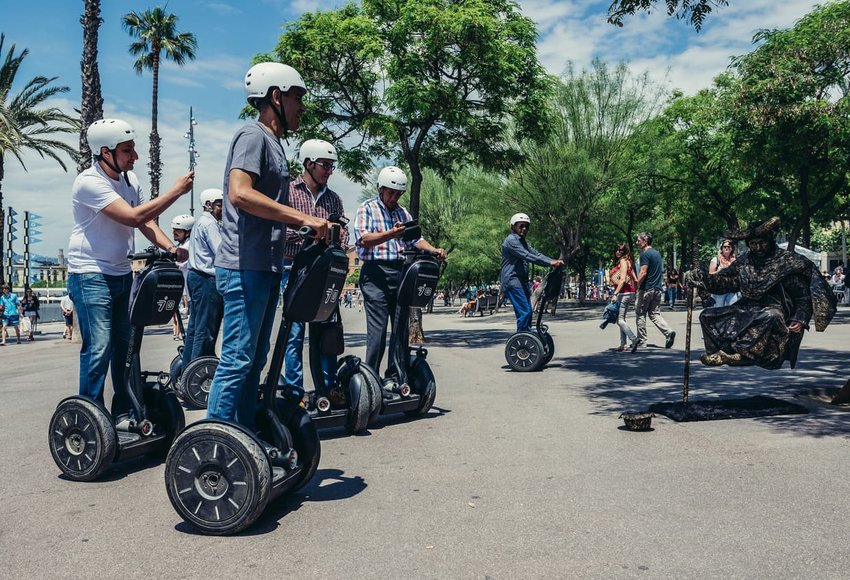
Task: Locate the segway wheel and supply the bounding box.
[144,384,185,457]
[541,331,555,366]
[280,405,321,493]
[48,397,116,481]
[164,422,271,536]
[343,367,373,433]
[361,364,384,426]
[505,332,545,372]
[405,358,437,416]
[169,352,184,396]
[181,356,219,410]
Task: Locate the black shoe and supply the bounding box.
[665,331,676,349]
[630,340,641,353]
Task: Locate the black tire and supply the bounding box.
[405,358,437,416]
[169,353,184,396]
[144,383,185,457]
[505,332,546,372]
[360,363,384,426]
[181,356,218,410]
[283,405,321,493]
[164,422,271,536]
[48,397,116,481]
[344,367,373,433]
[541,331,555,366]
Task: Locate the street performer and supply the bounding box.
[684,217,836,369]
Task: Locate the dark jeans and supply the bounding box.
[182,269,223,367]
[68,272,133,420]
[360,260,402,374]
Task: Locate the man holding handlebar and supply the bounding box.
[67,118,194,424]
[354,166,446,373]
[205,63,329,430]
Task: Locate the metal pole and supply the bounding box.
[23,211,30,288]
[186,107,198,216]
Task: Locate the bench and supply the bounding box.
[473,293,498,316]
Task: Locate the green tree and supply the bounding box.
[0,34,78,284]
[273,0,551,219]
[607,0,729,30]
[727,0,850,249]
[123,6,197,200]
[78,0,104,173]
[504,60,664,292]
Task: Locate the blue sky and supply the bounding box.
[3,0,821,260]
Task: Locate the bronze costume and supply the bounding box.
[687,218,836,370]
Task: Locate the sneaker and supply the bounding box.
[630,340,642,353]
[665,331,676,349]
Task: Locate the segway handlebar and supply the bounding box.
[298,214,347,244]
[128,246,176,262]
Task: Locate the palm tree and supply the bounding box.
[0,34,78,284]
[123,6,197,200]
[78,0,105,173]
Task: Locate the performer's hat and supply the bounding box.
[726,216,781,241]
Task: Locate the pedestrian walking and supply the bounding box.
[632,231,675,351]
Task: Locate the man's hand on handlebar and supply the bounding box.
[433,248,447,261]
[172,246,189,261]
[303,215,330,242]
[390,221,407,240]
[551,259,565,268]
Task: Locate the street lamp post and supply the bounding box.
[184,107,199,216]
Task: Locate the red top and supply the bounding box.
[612,260,635,293]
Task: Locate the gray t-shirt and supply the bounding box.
[639,247,663,291]
[215,121,289,272]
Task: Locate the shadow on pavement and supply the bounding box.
[558,345,850,439]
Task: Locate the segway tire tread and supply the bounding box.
[405,359,437,416]
[49,398,116,482]
[165,422,271,536]
[180,356,219,410]
[505,332,545,372]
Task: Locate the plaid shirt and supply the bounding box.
[283,175,349,257]
[354,196,417,261]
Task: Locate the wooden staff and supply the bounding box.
[683,285,695,404]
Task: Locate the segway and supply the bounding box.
[504,266,564,372]
[374,248,441,418]
[166,290,219,410]
[48,248,186,481]
[163,225,342,535]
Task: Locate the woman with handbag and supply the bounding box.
[609,243,639,352]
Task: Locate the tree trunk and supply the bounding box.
[78,0,104,174]
[149,52,162,203]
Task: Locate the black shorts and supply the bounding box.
[64,313,74,325]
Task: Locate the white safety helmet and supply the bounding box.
[199,188,224,207]
[244,62,306,106]
[87,119,136,158]
[299,139,338,163]
[171,214,195,231]
[510,213,530,226]
[377,166,407,192]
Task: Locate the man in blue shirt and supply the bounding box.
[632,231,675,351]
[501,213,563,332]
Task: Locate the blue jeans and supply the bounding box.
[711,292,739,307]
[280,260,335,396]
[504,285,532,332]
[182,269,223,366]
[68,272,133,419]
[666,287,677,307]
[206,268,281,430]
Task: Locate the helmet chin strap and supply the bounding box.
[99,149,130,186]
[272,92,290,144]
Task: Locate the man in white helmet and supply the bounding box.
[206,62,330,430]
[182,189,224,366]
[67,118,194,423]
[279,139,349,402]
[501,213,564,332]
[354,166,446,373]
[169,214,195,339]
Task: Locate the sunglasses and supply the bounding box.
[313,161,335,171]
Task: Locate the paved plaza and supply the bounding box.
[2,302,850,578]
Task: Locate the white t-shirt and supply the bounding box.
[60,295,73,312]
[67,162,145,275]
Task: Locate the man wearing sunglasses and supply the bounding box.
[354,166,446,373]
[279,139,349,402]
[501,213,564,332]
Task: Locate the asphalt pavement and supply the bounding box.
[2,301,849,579]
